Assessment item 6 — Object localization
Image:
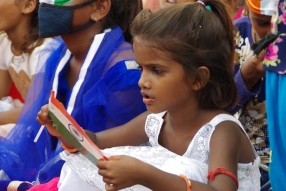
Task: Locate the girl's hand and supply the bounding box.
[241,50,266,90]
[97,155,146,191]
[36,104,61,137]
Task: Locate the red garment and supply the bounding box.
[8,82,24,102]
[28,177,60,191]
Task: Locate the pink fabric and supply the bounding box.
[234,7,244,21]
[27,177,60,191]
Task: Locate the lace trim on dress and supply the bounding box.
[144,113,261,190]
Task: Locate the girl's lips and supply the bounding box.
[143,97,155,105]
[141,92,155,105]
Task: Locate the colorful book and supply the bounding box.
[48,91,108,163]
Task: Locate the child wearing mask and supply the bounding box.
[0,0,145,190]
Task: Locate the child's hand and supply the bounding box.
[241,50,266,90]
[36,104,61,137]
[97,155,146,191]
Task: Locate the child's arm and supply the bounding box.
[37,104,150,149]
[87,111,150,149]
[0,70,12,99]
[97,155,229,191]
[97,120,248,191]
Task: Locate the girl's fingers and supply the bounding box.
[105,183,116,191]
[102,177,113,184]
[96,160,108,169]
[97,168,109,176]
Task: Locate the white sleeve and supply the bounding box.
[0,34,9,70]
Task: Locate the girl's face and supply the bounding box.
[134,37,195,113]
[159,0,194,8]
[248,10,271,39]
[0,0,23,32]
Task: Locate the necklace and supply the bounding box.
[252,29,260,43]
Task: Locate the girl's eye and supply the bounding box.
[137,65,143,71]
[152,67,164,75]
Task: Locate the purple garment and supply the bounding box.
[230,16,263,114]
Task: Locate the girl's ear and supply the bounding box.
[90,0,111,22]
[22,0,37,14]
[192,66,210,91]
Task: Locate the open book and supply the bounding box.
[48,91,108,163]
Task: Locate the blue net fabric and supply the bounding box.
[0,26,146,183]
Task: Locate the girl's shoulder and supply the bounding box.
[208,113,244,130]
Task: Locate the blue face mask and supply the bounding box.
[38,0,95,38]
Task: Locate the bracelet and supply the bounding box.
[207,168,239,188]
[61,142,78,153]
[180,174,192,191]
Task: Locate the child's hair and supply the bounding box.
[16,0,44,54]
[104,0,143,43]
[131,0,238,110]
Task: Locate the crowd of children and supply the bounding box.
[0,0,285,191]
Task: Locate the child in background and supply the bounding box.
[0,0,53,127]
[263,0,286,189]
[232,0,276,189]
[37,1,260,191]
[0,0,145,188]
[233,0,275,163]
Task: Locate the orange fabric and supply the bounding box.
[246,0,261,14]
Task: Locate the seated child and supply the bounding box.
[36,1,260,191]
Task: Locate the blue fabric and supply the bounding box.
[265,71,286,191]
[233,16,253,44]
[263,1,286,190]
[0,26,146,183]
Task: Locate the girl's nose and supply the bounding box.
[138,71,151,89]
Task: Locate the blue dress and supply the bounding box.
[0,26,146,184]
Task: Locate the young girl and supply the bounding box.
[0,0,53,127]
[0,0,145,188]
[37,1,260,191]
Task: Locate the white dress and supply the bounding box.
[0,33,53,99]
[58,113,260,191]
